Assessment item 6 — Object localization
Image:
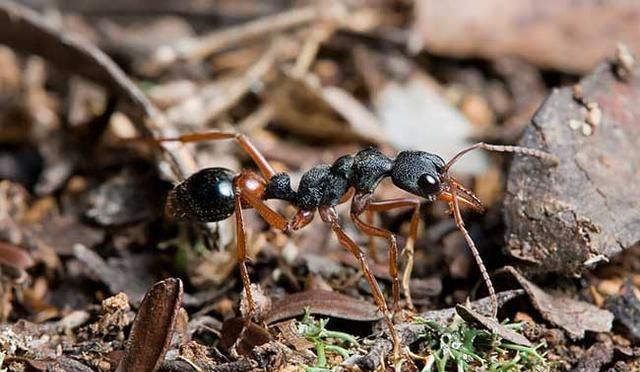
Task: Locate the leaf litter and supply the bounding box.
[0,0,639,371]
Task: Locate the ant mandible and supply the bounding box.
[154,130,557,355]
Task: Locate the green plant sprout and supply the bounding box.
[297,310,360,372]
[414,315,548,372]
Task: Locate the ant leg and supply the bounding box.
[448,183,498,317]
[233,194,256,319]
[367,199,421,312]
[154,130,276,179]
[351,193,421,311]
[318,206,401,358]
[365,210,382,264]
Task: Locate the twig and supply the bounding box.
[200,40,282,127]
[173,3,346,62]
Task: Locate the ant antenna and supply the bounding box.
[443,142,558,317]
[443,143,559,173]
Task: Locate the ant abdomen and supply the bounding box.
[166,167,237,222]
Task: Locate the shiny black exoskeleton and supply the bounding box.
[166,167,236,222]
[168,147,446,223]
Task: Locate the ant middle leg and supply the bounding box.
[318,206,401,357]
[351,192,421,312]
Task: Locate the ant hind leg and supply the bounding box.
[153,130,277,179]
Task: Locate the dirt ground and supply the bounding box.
[0,1,639,371]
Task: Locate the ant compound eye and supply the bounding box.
[418,173,441,194]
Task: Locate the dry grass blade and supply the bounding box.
[116,278,184,372]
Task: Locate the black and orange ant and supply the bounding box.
[152,131,557,355]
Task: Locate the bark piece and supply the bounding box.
[505,266,613,339]
[504,58,640,275]
[116,278,183,372]
[413,0,640,73]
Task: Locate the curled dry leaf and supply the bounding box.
[266,289,382,324]
[116,278,183,372]
[412,0,640,73]
[455,304,532,347]
[504,58,640,275]
[504,266,613,339]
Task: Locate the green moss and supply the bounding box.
[414,316,548,372]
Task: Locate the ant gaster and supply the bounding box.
[157,131,558,355]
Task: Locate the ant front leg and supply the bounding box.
[154,130,277,180]
[351,192,421,312]
[318,206,401,358]
[233,194,256,319]
[231,170,293,323]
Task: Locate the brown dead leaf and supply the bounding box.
[220,317,273,355]
[272,319,314,351]
[116,278,183,372]
[504,266,613,339]
[266,289,382,324]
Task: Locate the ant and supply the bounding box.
[153,130,557,356]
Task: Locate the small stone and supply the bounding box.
[569,119,584,130]
[581,123,593,136]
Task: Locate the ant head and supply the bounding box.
[391,151,446,201]
[391,151,484,211]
